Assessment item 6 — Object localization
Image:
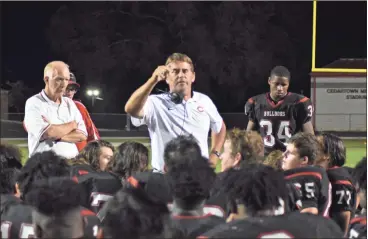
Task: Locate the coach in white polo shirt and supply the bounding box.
[125,53,226,171]
[24,61,87,158]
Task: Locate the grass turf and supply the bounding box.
[1,138,366,170]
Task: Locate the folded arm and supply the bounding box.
[60,129,87,143]
[43,121,77,140]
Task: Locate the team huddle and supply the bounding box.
[1,53,366,238]
[1,133,366,238]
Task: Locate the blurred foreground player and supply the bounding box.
[97,187,178,239]
[16,151,100,238]
[25,178,96,239]
[283,133,332,216]
[168,156,225,237]
[245,66,314,155]
[1,145,34,238]
[316,132,357,235]
[199,164,343,238]
[348,157,367,239]
[64,72,100,151]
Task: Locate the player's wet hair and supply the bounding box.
[222,164,288,217]
[77,140,114,171]
[270,65,290,79]
[0,167,20,194]
[164,135,202,170]
[0,143,23,170]
[0,144,23,194]
[66,157,90,166]
[17,151,70,199]
[263,150,283,170]
[107,141,149,179]
[167,156,216,207]
[102,186,176,239]
[226,128,264,164]
[25,177,81,215]
[287,132,320,165]
[25,177,84,239]
[316,132,346,167]
[353,157,367,191]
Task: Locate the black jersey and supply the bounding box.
[171,213,225,238]
[88,172,123,215]
[327,166,357,214]
[127,171,172,204]
[348,213,367,238]
[199,211,343,238]
[245,92,313,154]
[1,194,34,238]
[284,166,331,217]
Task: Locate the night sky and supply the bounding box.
[1,1,366,113]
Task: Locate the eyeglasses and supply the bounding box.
[66,87,78,92]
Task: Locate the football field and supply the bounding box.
[1,137,366,171]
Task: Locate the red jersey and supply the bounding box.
[74,100,100,151]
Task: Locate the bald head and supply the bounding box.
[43,61,70,99]
[44,61,69,78]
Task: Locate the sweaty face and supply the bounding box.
[46,67,70,96]
[282,143,305,171]
[221,140,240,172]
[98,146,113,171]
[268,76,289,100]
[166,61,195,96]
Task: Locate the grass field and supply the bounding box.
[1,137,366,170]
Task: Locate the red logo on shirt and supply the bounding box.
[197,106,204,112]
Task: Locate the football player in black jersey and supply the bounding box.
[245,66,315,155]
[25,178,91,238]
[199,164,343,238]
[282,132,332,216]
[316,132,357,235]
[126,135,203,204]
[168,155,224,238]
[207,129,264,218]
[97,186,179,239]
[349,157,367,239]
[16,151,100,238]
[0,145,34,239]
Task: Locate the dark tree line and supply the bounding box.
[47,2,312,113]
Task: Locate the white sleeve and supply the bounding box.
[131,116,146,127]
[24,98,50,140]
[206,98,223,133]
[143,96,156,127]
[70,100,87,136]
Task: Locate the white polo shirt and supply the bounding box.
[143,91,223,172]
[24,90,87,159]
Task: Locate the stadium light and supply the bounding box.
[86,88,103,107]
[92,89,99,96]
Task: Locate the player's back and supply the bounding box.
[88,171,123,214]
[284,166,331,217]
[199,211,343,238]
[1,194,35,238]
[206,171,231,218]
[79,207,101,238]
[127,171,172,204]
[327,167,357,225]
[348,213,367,238]
[171,213,225,238]
[245,92,313,154]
